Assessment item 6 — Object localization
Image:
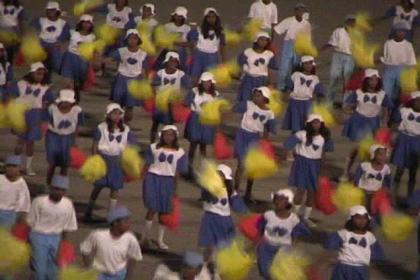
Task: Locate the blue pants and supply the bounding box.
[98,268,127,280]
[383,64,404,104]
[0,210,16,229]
[41,41,62,73]
[29,231,61,280]
[277,40,298,91]
[327,52,354,103]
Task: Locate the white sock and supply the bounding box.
[26,156,33,170]
[294,204,301,214]
[303,207,312,220]
[157,224,166,244]
[109,199,117,211]
[143,220,153,240]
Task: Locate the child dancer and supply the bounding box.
[85,103,137,220]
[233,86,276,202]
[187,7,225,84]
[45,89,83,185]
[324,205,384,280]
[142,125,188,250]
[248,0,278,32]
[0,0,26,62]
[282,55,323,133]
[9,62,54,176]
[237,31,277,108]
[134,3,158,29]
[283,114,333,227]
[381,0,419,42]
[257,189,310,279]
[0,43,13,100]
[96,0,135,30]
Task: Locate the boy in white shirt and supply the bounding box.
[80,205,142,280]
[274,3,312,91]
[27,174,77,280]
[248,0,278,32]
[0,155,30,229]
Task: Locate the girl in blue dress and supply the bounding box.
[0,0,26,62]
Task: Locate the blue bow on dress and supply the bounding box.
[300,77,313,87]
[252,112,266,122]
[349,237,367,248]
[46,26,57,32]
[363,94,377,104]
[25,87,41,97]
[253,58,266,66]
[367,173,383,181]
[57,120,72,129]
[112,16,122,22]
[158,153,174,164]
[109,134,122,143]
[407,113,420,122]
[4,7,15,15]
[126,57,138,65]
[163,77,176,85]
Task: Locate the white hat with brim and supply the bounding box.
[106,103,125,116]
[255,86,271,99]
[46,1,60,11]
[301,55,315,65]
[204,7,219,16]
[163,51,180,64]
[199,72,216,84]
[369,144,386,160]
[30,62,47,73]
[125,29,140,39]
[364,68,380,78]
[217,164,233,180]
[172,6,188,19]
[271,189,294,204]
[306,113,324,123]
[254,31,270,42]
[348,205,371,220]
[80,14,93,23]
[160,124,179,136]
[142,3,155,15]
[56,89,76,104]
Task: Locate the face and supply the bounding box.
[115,0,126,8]
[205,12,217,26]
[302,61,314,72]
[108,109,123,123]
[32,68,46,83]
[127,34,140,47]
[252,90,268,106]
[166,57,179,70]
[352,214,369,230]
[114,217,131,233]
[346,19,355,28]
[310,119,322,131]
[58,101,73,112]
[256,37,269,49]
[46,9,58,20]
[402,0,412,8]
[81,21,93,32]
[201,80,213,91]
[49,187,65,202]
[273,195,290,211]
[374,148,387,165]
[142,6,152,18]
[395,29,406,41]
[174,14,185,26]
[295,7,306,18]
[5,165,20,181]
[181,267,201,280]
[367,76,379,89]
[161,129,177,145]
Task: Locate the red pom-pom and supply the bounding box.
[57,240,76,267]
[374,128,392,147]
[306,265,323,280]
[258,139,275,159]
[239,214,263,243]
[14,50,25,66]
[143,97,155,114]
[171,101,191,123]
[70,147,87,170]
[371,189,392,215]
[315,176,336,215]
[82,66,96,91]
[160,196,180,231]
[214,132,233,160]
[11,223,30,242]
[400,94,412,106]
[345,70,364,91]
[41,122,49,136]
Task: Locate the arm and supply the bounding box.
[323,232,343,250]
[381,95,392,126]
[125,259,137,280]
[291,222,311,244]
[92,128,100,155]
[267,56,278,87]
[353,165,364,187]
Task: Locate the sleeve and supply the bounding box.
[344,91,357,105]
[6,82,19,98]
[274,18,288,36]
[184,89,195,106]
[80,231,96,255]
[328,29,339,47]
[230,194,249,213]
[323,232,343,250]
[323,139,334,152]
[283,134,301,150]
[314,83,325,97]
[180,74,191,90]
[176,154,189,174]
[383,174,392,189]
[127,131,137,145]
[42,89,55,104]
[353,164,364,187]
[151,73,162,87]
[64,205,78,232]
[391,108,402,124]
[370,241,385,261]
[6,65,13,82]
[16,182,31,213]
[248,3,256,18]
[265,118,276,134]
[237,52,247,68]
[124,13,136,29]
[143,146,154,165]
[268,56,277,70]
[384,6,397,18]
[77,111,85,125]
[17,8,26,22]
[108,49,121,61]
[58,23,71,42]
[413,14,420,26]
[256,215,267,235]
[219,32,226,46]
[271,5,278,25]
[291,222,311,238]
[93,128,101,141]
[187,29,199,42]
[127,235,143,261]
[381,94,393,109]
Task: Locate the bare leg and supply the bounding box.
[244,179,255,202]
[46,165,55,185]
[14,138,24,156]
[85,186,103,219]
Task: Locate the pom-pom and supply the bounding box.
[242,19,263,42]
[332,182,365,213]
[57,241,76,267]
[216,239,255,280]
[358,134,375,160]
[214,132,233,160]
[199,99,231,125]
[6,101,28,133]
[350,30,378,68]
[20,34,47,63]
[294,32,318,57]
[154,25,180,49]
[239,214,263,243]
[244,146,279,180]
[209,61,240,87]
[315,176,336,215]
[258,139,276,159]
[400,67,418,93]
[82,65,97,91]
[159,196,180,231]
[14,50,25,66]
[79,40,105,61]
[0,228,31,275]
[270,249,311,280]
[311,102,336,127]
[0,30,20,45]
[354,12,372,33]
[121,146,144,179]
[225,29,242,45]
[139,35,156,55]
[128,79,153,100]
[11,223,30,243]
[96,24,121,45]
[143,97,155,113]
[155,86,181,112]
[268,89,284,117]
[73,0,103,16]
[196,160,227,198]
[0,103,9,128]
[381,212,415,242]
[80,155,107,183]
[70,147,87,170]
[345,70,365,91]
[59,266,98,280]
[374,128,392,147]
[371,189,392,215]
[171,101,191,123]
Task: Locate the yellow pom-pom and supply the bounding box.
[350,30,378,68]
[268,89,284,117]
[358,134,375,160]
[244,147,279,180]
[59,266,98,280]
[155,86,181,112]
[0,228,31,275]
[197,160,227,198]
[80,155,107,183]
[6,101,28,133]
[354,12,372,33]
[154,25,180,49]
[128,79,153,100]
[121,146,144,179]
[0,103,9,128]
[21,34,47,64]
[73,0,103,16]
[96,24,121,45]
[78,41,96,61]
[270,249,311,280]
[381,212,415,242]
[209,61,240,87]
[140,37,157,55]
[199,99,231,125]
[294,32,318,57]
[216,239,255,280]
[94,39,106,54]
[333,182,365,213]
[243,19,263,42]
[400,67,418,93]
[0,30,20,45]
[311,102,336,127]
[225,29,242,46]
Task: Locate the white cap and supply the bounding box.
[56,89,76,103]
[348,205,371,220]
[204,7,219,16]
[301,55,315,64]
[172,6,188,19]
[160,124,179,136]
[217,164,233,180]
[364,68,380,78]
[199,72,216,84]
[142,3,155,15]
[306,113,324,123]
[271,189,294,204]
[411,91,420,99]
[0,42,4,49]
[30,62,46,72]
[255,86,271,99]
[369,144,386,160]
[125,28,140,39]
[254,31,270,42]
[163,51,180,63]
[106,103,124,116]
[80,14,93,23]
[46,1,60,11]
[393,21,410,31]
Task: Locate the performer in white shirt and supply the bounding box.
[248,0,278,32]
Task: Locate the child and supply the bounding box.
[150,51,191,143]
[184,72,219,176]
[324,205,384,280]
[283,114,333,227]
[95,0,135,30]
[391,91,420,201]
[0,42,13,100]
[27,174,78,280]
[0,0,26,62]
[354,144,392,209]
[85,103,137,220]
[60,14,96,101]
[233,86,276,202]
[257,189,310,280]
[382,0,419,42]
[32,2,70,73]
[81,205,143,280]
[0,155,30,229]
[142,125,188,250]
[187,7,225,84]
[236,31,277,108]
[45,89,83,185]
[282,55,323,133]
[273,3,311,91]
[9,62,54,176]
[134,3,158,29]
[248,0,278,32]
[108,28,148,122]
[341,69,392,180]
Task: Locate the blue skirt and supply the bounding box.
[257,241,288,280]
[288,155,321,191]
[45,131,74,167]
[234,128,260,161]
[94,154,124,190]
[142,172,175,214]
[17,109,42,141]
[110,74,141,108]
[153,108,173,125]
[60,51,88,85]
[184,112,216,145]
[282,98,312,132]
[190,50,219,79]
[98,268,127,280]
[198,211,235,247]
[237,74,268,105]
[331,263,369,280]
[391,132,420,169]
[0,209,16,229]
[41,41,63,73]
[342,112,380,142]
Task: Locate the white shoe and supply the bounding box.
[304,218,317,228]
[25,167,36,176]
[157,241,169,250]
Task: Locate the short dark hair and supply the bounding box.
[361,77,383,92]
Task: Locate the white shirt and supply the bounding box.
[48,104,82,135]
[0,3,23,28]
[97,122,130,156]
[39,17,67,43]
[382,39,417,66]
[0,175,30,213]
[164,22,191,42]
[135,17,158,29]
[240,101,275,133]
[189,88,220,113]
[155,69,186,91]
[293,131,326,159]
[195,28,222,54]
[153,264,212,280]
[263,210,300,246]
[80,229,142,274]
[106,4,132,29]
[241,48,275,77]
[116,47,147,78]
[337,229,377,266]
[0,61,11,86]
[398,107,420,136]
[274,16,311,41]
[289,72,321,100]
[16,80,50,109]
[68,30,96,55]
[248,0,278,30]
[392,5,419,29]
[27,195,77,234]
[203,193,231,217]
[356,162,391,192]
[147,143,186,177]
[354,89,387,118]
[328,27,352,55]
